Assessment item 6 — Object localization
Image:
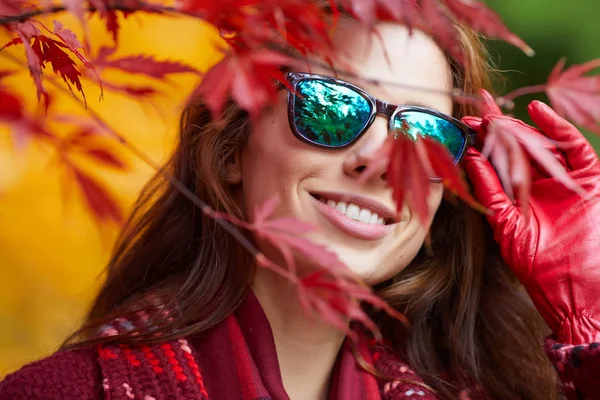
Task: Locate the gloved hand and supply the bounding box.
[461,93,600,344]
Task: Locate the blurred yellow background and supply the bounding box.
[0,12,220,376]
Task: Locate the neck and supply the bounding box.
[252,268,346,400]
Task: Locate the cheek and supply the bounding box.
[371,183,445,284]
[237,106,323,221]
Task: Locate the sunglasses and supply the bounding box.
[284,72,475,165]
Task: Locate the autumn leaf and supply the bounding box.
[1,23,48,101]
[299,270,408,340]
[443,0,534,56]
[0,83,22,121]
[340,0,419,27]
[258,0,333,56]
[58,0,87,31]
[546,58,600,135]
[421,136,486,212]
[50,20,92,67]
[81,46,199,98]
[389,134,432,223]
[3,33,86,102]
[81,148,127,169]
[93,46,200,79]
[487,116,586,198]
[463,113,587,214]
[0,0,28,18]
[0,76,52,146]
[94,80,157,97]
[1,90,24,122]
[51,115,128,170]
[175,0,260,29]
[82,0,162,43]
[71,166,124,224]
[192,48,293,119]
[357,127,437,223]
[251,195,347,277]
[248,195,406,339]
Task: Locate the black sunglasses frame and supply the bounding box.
[283,72,476,165]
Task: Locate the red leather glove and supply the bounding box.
[462,97,600,345]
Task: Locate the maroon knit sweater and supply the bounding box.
[1,294,600,400]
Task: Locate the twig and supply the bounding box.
[501,84,547,103]
[0,3,177,25]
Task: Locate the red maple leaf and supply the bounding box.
[250,196,347,277]
[60,127,128,170]
[247,195,406,338]
[0,73,22,120]
[484,116,586,206]
[355,130,431,223]
[1,23,48,102]
[95,80,157,97]
[79,46,198,99]
[50,20,92,68]
[0,0,29,18]
[0,73,53,146]
[256,0,333,56]
[463,90,587,212]
[389,134,432,223]
[298,270,406,340]
[340,0,420,27]
[3,33,86,102]
[71,166,124,224]
[416,0,467,65]
[83,0,163,43]
[442,0,533,56]
[191,48,293,119]
[175,0,260,30]
[358,123,484,223]
[421,136,485,212]
[92,46,200,79]
[546,58,600,135]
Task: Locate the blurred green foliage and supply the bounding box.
[485,0,600,150]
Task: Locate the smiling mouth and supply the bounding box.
[310,194,395,226]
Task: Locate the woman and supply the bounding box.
[1,7,599,400]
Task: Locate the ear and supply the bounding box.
[224,152,242,185]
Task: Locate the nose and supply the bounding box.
[343,117,389,182]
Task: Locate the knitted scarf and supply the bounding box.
[96,293,443,400]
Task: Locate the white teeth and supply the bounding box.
[346,204,360,220]
[335,202,347,213]
[317,196,386,225]
[369,213,378,224]
[358,208,371,223]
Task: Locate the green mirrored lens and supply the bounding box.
[392,111,466,161]
[293,79,372,147]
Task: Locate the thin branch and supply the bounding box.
[0,3,175,25]
[501,84,547,103]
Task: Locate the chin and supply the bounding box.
[324,244,398,286]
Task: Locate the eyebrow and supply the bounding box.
[401,100,429,108]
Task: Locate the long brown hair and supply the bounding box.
[64,9,560,400]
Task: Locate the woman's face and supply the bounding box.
[235,22,452,285]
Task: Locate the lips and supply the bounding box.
[309,191,398,241]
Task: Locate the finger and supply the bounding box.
[462,148,516,223]
[528,101,597,171]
